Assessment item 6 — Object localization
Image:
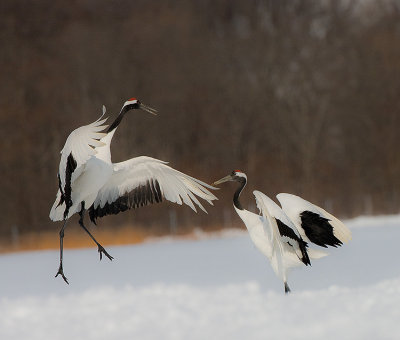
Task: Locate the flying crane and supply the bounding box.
[214,170,351,293]
[50,98,217,283]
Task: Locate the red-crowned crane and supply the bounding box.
[213,170,351,293]
[50,98,217,283]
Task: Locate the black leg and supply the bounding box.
[79,202,113,261]
[55,218,69,284]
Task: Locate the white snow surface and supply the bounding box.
[1,215,400,340]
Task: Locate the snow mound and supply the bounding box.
[1,278,399,340]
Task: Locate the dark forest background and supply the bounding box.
[1,0,400,246]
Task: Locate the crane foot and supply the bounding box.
[55,264,69,285]
[98,245,113,261]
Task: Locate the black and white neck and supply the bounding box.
[233,173,247,210]
[106,98,140,133]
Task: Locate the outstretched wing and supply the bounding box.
[88,156,217,223]
[253,191,310,266]
[277,193,352,248]
[50,107,108,220]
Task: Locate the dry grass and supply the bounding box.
[0,223,233,254]
[0,225,148,254]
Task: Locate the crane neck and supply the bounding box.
[106,105,130,133]
[233,178,246,210]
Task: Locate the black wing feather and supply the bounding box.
[60,153,77,219]
[89,179,163,224]
[276,218,310,266]
[300,211,342,248]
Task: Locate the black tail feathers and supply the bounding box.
[299,240,311,266]
[284,282,291,294]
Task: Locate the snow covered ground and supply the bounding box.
[1,215,400,340]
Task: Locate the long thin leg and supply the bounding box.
[78,202,113,261]
[55,218,69,284]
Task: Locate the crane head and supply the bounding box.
[213,170,247,185]
[122,97,158,115]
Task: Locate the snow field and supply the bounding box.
[2,279,399,340]
[0,215,399,339]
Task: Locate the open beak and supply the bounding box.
[213,174,234,186]
[139,103,158,115]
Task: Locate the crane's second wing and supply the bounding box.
[88,156,217,223]
[253,191,310,266]
[59,111,108,189]
[50,108,108,221]
[276,193,352,248]
[253,191,305,272]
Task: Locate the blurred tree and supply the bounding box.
[1,0,400,244]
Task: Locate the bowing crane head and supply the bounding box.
[122,97,158,115]
[213,170,247,186]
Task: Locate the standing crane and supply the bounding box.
[50,98,217,283]
[213,170,351,293]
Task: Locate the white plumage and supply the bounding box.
[254,191,307,261]
[94,156,214,213]
[214,170,351,293]
[58,114,108,194]
[50,98,217,283]
[50,109,111,222]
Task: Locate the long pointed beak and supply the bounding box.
[139,103,158,115]
[213,174,234,186]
